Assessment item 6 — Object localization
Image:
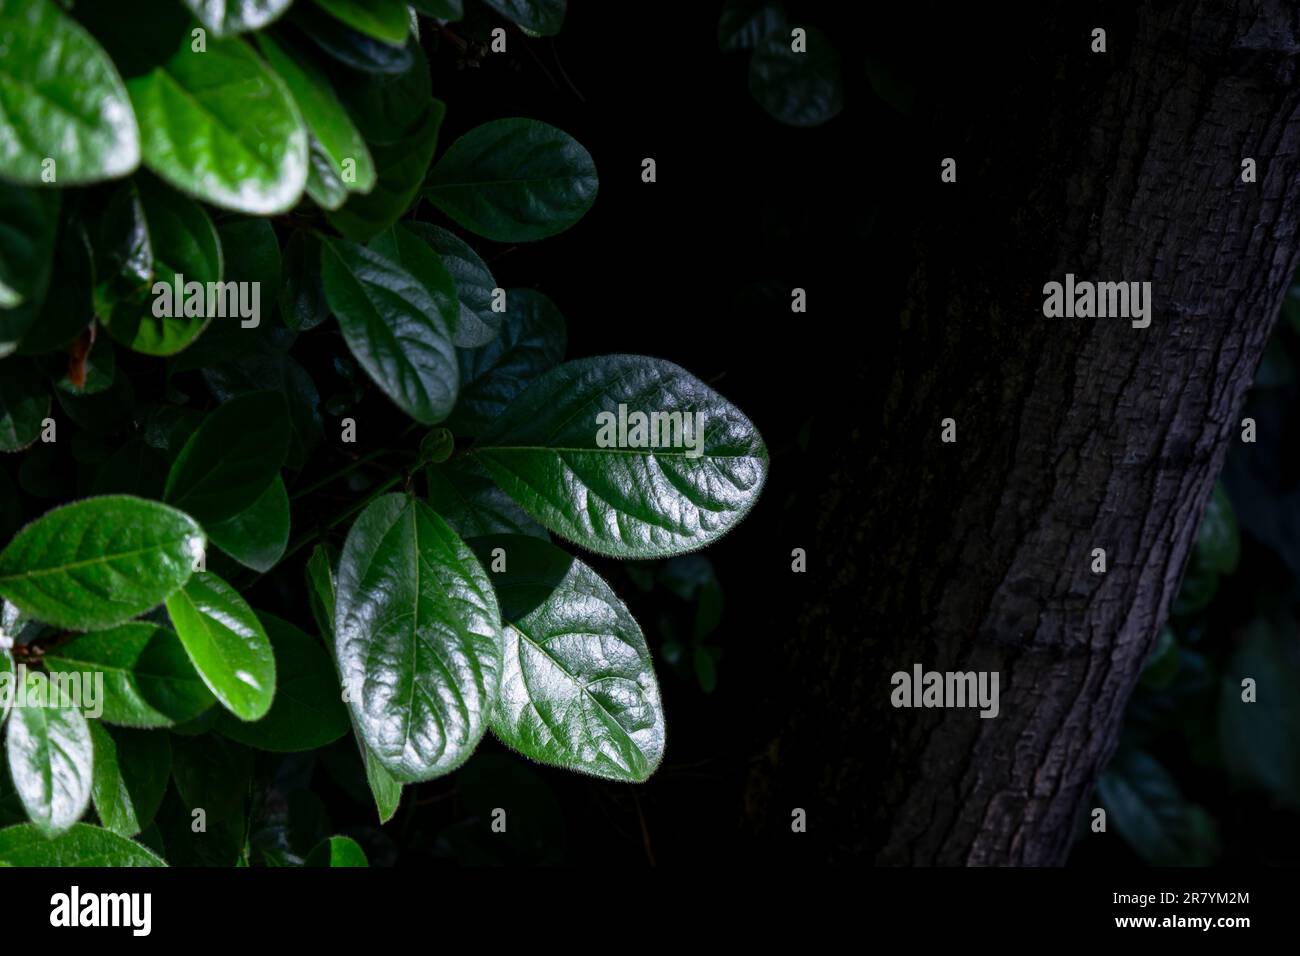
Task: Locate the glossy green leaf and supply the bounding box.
[217,613,349,752]
[0,0,139,185]
[0,358,50,452]
[718,0,785,51]
[280,232,330,332]
[0,496,203,630]
[43,623,216,728]
[448,288,565,435]
[311,0,409,45]
[334,494,502,781]
[472,355,768,558]
[426,458,548,541]
[0,822,166,866]
[126,26,308,213]
[5,670,92,834]
[425,119,597,242]
[255,32,376,207]
[295,2,413,74]
[414,224,502,348]
[471,535,664,780]
[164,390,290,525]
[206,476,290,573]
[0,183,58,325]
[368,221,460,345]
[322,237,458,424]
[305,543,404,821]
[305,833,368,866]
[182,0,295,35]
[327,99,444,241]
[748,25,843,127]
[481,0,565,36]
[165,571,277,721]
[98,178,223,357]
[88,721,170,837]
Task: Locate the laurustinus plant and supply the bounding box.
[0,0,767,866]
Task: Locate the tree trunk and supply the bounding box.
[751,1,1300,864]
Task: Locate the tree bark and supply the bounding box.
[751,1,1300,864]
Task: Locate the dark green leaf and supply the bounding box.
[88,721,170,837]
[448,288,565,435]
[425,118,597,242]
[0,358,50,452]
[305,833,368,866]
[90,440,169,498]
[0,496,203,630]
[293,2,413,74]
[334,494,502,781]
[426,458,547,540]
[54,336,115,396]
[473,355,769,558]
[1219,620,1300,806]
[5,670,92,834]
[279,232,330,332]
[481,0,565,36]
[368,221,460,346]
[169,733,251,823]
[311,0,410,45]
[411,0,462,18]
[163,390,290,525]
[1195,483,1240,576]
[44,623,216,728]
[216,613,349,752]
[11,218,93,357]
[322,237,458,424]
[718,0,785,52]
[0,183,59,331]
[206,476,290,573]
[413,223,502,348]
[0,0,139,185]
[748,25,843,127]
[470,535,664,781]
[165,571,277,721]
[1098,747,1220,866]
[0,822,166,865]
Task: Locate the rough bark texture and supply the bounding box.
[751,2,1300,864]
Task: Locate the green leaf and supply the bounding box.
[311,0,410,45]
[322,237,459,424]
[255,32,376,206]
[411,0,462,18]
[5,671,92,834]
[0,0,139,185]
[1195,483,1240,575]
[54,337,115,397]
[472,355,769,558]
[305,833,368,866]
[0,358,50,451]
[98,178,223,357]
[206,475,291,573]
[90,440,169,498]
[0,646,12,729]
[425,119,597,242]
[0,183,59,325]
[470,535,665,781]
[718,0,785,52]
[414,224,502,348]
[216,613,349,752]
[481,0,565,36]
[165,571,277,721]
[748,25,844,127]
[88,721,170,837]
[426,458,548,541]
[43,623,216,728]
[169,732,251,823]
[448,288,565,436]
[126,24,308,213]
[327,98,444,241]
[182,0,295,35]
[1219,620,1300,806]
[11,217,92,357]
[164,390,291,525]
[334,494,502,781]
[1098,747,1220,866]
[294,2,413,74]
[280,232,330,332]
[0,496,204,630]
[368,221,460,344]
[0,822,166,866]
